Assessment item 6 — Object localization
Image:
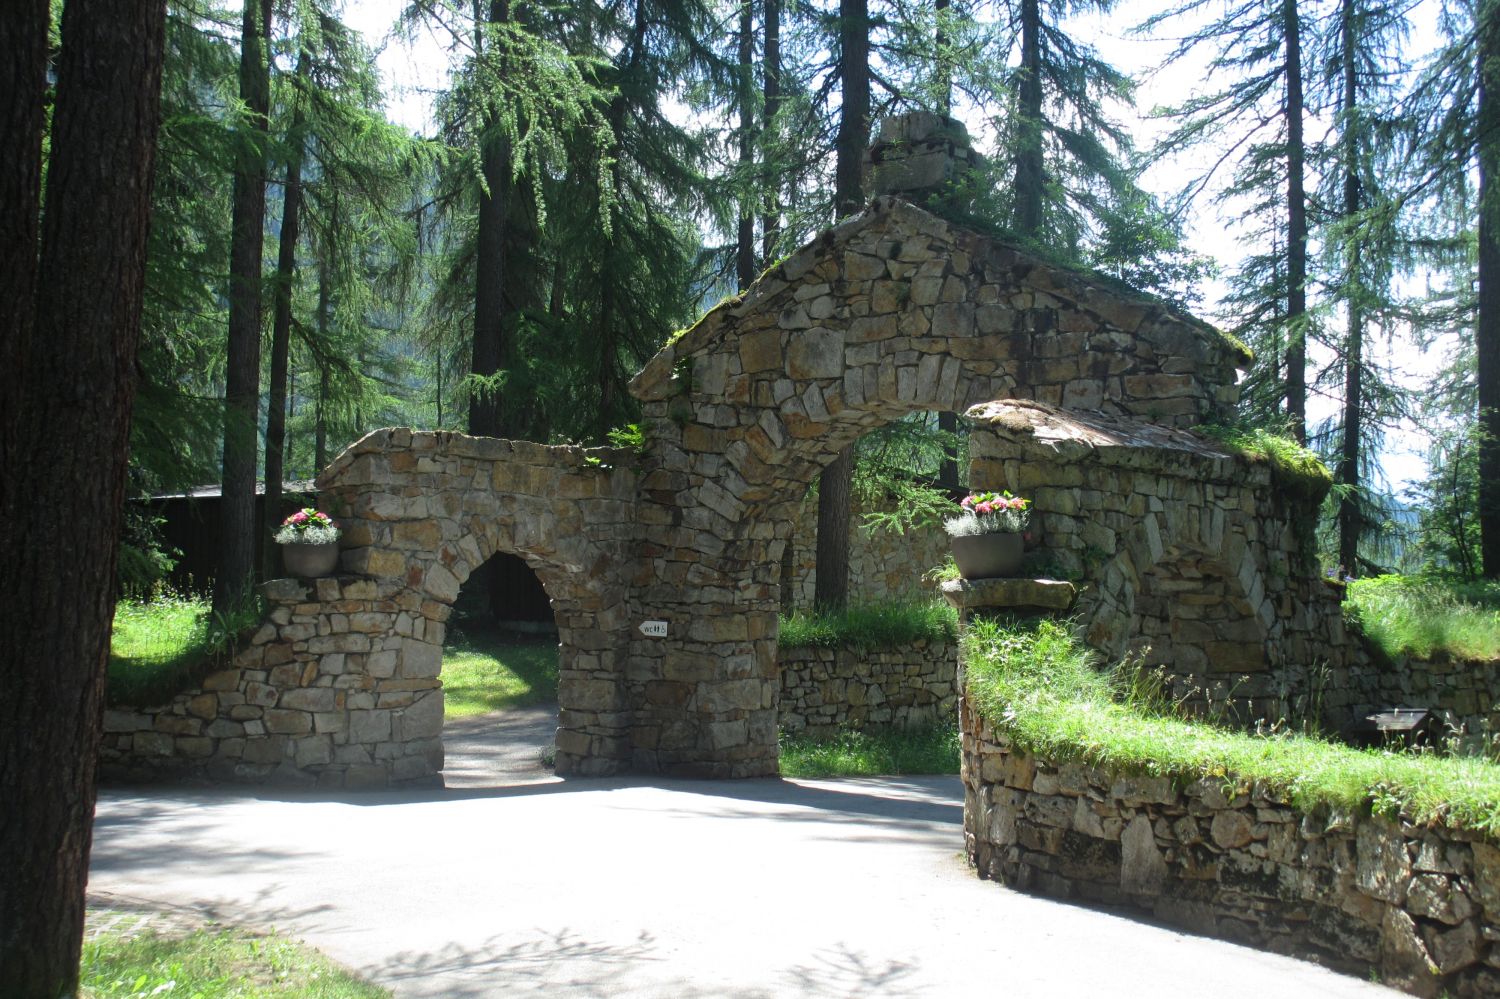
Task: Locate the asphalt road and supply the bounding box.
[88,711,1401,998]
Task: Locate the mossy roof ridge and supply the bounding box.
[629,197,1249,402]
[965,400,1263,485]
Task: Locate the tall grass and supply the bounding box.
[108,592,259,707]
[964,616,1500,833]
[1346,575,1500,662]
[779,725,960,777]
[778,598,957,650]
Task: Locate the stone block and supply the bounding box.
[263,709,313,736]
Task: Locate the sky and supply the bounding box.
[340,0,1454,495]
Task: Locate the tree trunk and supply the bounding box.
[816,0,870,611]
[263,58,308,577]
[470,0,512,439]
[1284,0,1309,444]
[0,0,166,990]
[1336,0,1364,576]
[315,262,331,469]
[761,0,781,262]
[1013,0,1044,239]
[736,0,756,289]
[939,409,960,488]
[935,0,952,114]
[1479,2,1500,577]
[815,445,854,609]
[215,0,272,614]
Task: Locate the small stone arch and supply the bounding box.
[318,429,639,777]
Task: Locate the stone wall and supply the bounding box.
[966,400,1352,727]
[960,695,1500,997]
[1325,647,1500,752]
[102,576,444,787]
[625,194,1247,776]
[778,640,956,733]
[783,491,952,611]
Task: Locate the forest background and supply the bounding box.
[116,0,1500,617]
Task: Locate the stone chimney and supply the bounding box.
[864,111,978,204]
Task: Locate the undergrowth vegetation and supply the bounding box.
[108,592,259,707]
[1345,575,1500,663]
[778,724,960,777]
[82,922,387,998]
[964,616,1500,832]
[440,628,559,717]
[778,598,957,650]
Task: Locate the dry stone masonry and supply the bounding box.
[778,640,956,734]
[106,112,1343,787]
[961,704,1500,997]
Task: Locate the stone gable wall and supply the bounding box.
[778,639,956,733]
[960,694,1500,997]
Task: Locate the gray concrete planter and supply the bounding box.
[281,541,339,578]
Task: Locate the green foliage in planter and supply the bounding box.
[963,616,1500,832]
[1345,574,1500,663]
[779,598,957,651]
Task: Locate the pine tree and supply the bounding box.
[0,0,167,986]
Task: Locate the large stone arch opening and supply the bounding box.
[623,196,1247,778]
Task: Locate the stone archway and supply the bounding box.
[622,196,1249,777]
[317,430,638,777]
[103,186,1324,788]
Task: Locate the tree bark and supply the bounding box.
[215,0,272,614]
[1479,1,1500,577]
[263,56,309,576]
[761,0,781,262]
[815,445,855,609]
[470,0,512,439]
[314,262,331,470]
[0,0,166,990]
[736,0,756,289]
[1336,0,1364,576]
[1284,0,1309,444]
[1013,0,1044,239]
[816,0,870,610]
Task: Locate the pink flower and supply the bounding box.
[976,501,994,514]
[961,496,974,510]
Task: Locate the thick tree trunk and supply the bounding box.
[263,67,308,576]
[1013,0,1044,239]
[470,0,512,439]
[0,0,166,990]
[1284,0,1309,444]
[736,0,756,289]
[761,0,781,262]
[1479,3,1500,577]
[1337,0,1364,576]
[939,410,960,488]
[215,0,272,613]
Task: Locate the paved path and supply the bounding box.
[88,713,1401,998]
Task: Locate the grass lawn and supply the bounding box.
[82,922,388,998]
[440,628,559,717]
[779,725,960,778]
[778,598,957,650]
[108,594,216,707]
[1346,574,1500,663]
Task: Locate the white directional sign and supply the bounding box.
[639,620,668,638]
